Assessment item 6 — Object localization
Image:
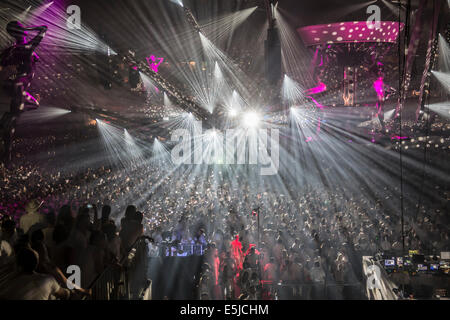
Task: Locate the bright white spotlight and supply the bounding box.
[438,35,450,72]
[282,75,305,104]
[170,0,184,7]
[209,129,217,137]
[242,111,261,128]
[432,71,450,93]
[228,108,238,117]
[427,102,450,118]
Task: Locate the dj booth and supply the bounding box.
[363,251,450,300]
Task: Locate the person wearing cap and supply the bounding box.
[19,199,44,234]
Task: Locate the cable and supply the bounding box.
[398,0,412,258]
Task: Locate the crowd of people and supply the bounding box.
[0,198,149,299]
[1,136,449,299]
[1,17,449,300]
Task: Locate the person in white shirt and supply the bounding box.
[19,199,44,234]
[310,261,326,282]
[0,219,15,266]
[0,247,85,300]
[380,235,392,251]
[0,239,13,266]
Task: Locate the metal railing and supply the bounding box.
[87,236,152,300]
[260,280,365,300]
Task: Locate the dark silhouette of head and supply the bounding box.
[101,205,111,220]
[1,219,15,239]
[6,21,26,40]
[125,205,136,219]
[17,247,39,273]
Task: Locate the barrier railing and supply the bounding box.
[260,280,365,300]
[87,236,151,300]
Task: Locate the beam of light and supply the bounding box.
[152,137,173,166]
[384,108,396,121]
[132,0,255,115]
[202,129,224,164]
[17,6,32,21]
[140,71,160,96]
[96,119,137,168]
[163,92,173,107]
[24,1,114,55]
[199,32,253,103]
[290,106,322,141]
[200,7,257,45]
[426,102,450,118]
[431,71,450,93]
[162,92,184,118]
[169,0,184,7]
[282,75,306,105]
[241,111,261,128]
[224,90,245,116]
[228,108,238,117]
[275,7,315,88]
[124,129,145,166]
[163,111,201,134]
[17,106,71,124]
[438,34,450,73]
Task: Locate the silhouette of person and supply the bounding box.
[0,21,47,164]
[230,235,244,272]
[372,62,386,131]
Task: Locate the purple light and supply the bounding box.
[391,136,408,140]
[373,77,385,99]
[306,137,312,142]
[318,56,324,67]
[146,55,164,73]
[307,96,325,109]
[306,82,327,95]
[297,21,405,46]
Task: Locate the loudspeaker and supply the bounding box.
[265,26,282,85]
[129,66,140,89]
[412,254,425,264]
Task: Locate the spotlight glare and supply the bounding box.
[242,111,261,128]
[170,0,184,7]
[228,109,238,117]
